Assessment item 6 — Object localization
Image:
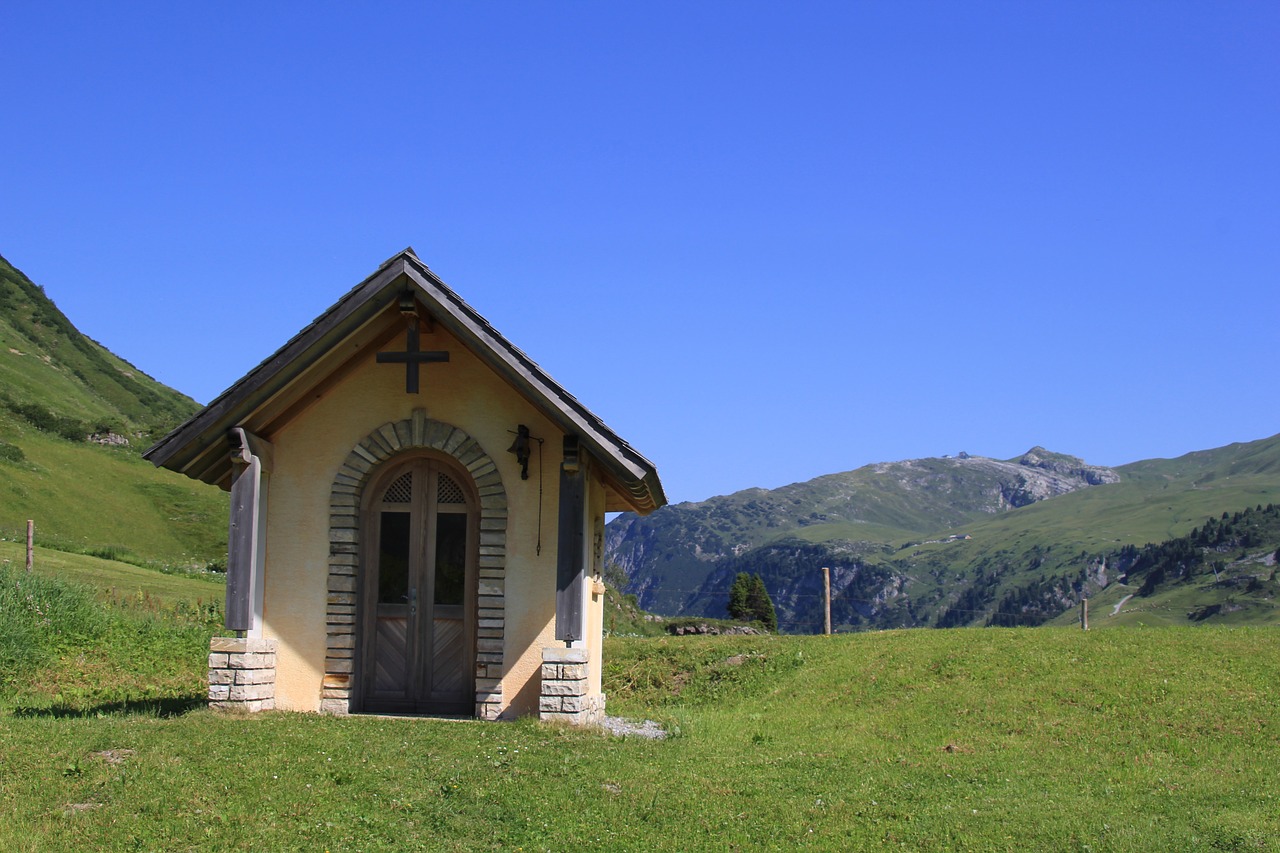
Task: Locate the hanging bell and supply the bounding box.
[507,424,531,480]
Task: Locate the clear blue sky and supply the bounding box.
[3,2,1277,506]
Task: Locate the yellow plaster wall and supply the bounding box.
[260,320,564,714]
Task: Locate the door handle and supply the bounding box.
[408,586,417,617]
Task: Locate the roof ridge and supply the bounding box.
[143,251,665,514]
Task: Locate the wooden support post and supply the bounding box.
[555,436,585,644]
[822,566,831,635]
[226,428,273,636]
[1080,598,1089,631]
[26,519,34,572]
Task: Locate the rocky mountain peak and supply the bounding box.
[1016,447,1120,487]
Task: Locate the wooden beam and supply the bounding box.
[555,436,585,643]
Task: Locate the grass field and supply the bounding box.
[0,541,225,609]
[1,559,1276,851]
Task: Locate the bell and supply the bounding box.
[507,424,531,480]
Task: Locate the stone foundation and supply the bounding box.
[208,637,277,712]
[539,647,604,726]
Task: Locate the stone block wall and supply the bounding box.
[208,637,277,712]
[539,647,604,726]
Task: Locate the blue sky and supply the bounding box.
[3,2,1277,506]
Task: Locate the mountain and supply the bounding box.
[607,435,1280,632]
[607,447,1119,615]
[0,253,226,564]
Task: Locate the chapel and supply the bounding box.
[145,249,665,723]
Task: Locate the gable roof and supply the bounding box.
[143,249,665,514]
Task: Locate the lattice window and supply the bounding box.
[383,472,413,504]
[437,473,466,505]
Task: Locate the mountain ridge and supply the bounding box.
[608,433,1280,631]
[607,445,1121,615]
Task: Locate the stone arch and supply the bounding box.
[322,409,506,719]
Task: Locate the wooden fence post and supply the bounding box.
[822,566,831,635]
[1080,598,1088,631]
[26,519,34,572]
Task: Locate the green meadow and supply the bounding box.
[2,549,1277,851]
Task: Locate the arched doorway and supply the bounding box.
[359,453,477,714]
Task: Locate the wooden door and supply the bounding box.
[361,457,475,715]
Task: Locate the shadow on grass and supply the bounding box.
[9,695,206,719]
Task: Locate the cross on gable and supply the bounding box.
[376,318,449,394]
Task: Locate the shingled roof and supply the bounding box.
[144,248,665,515]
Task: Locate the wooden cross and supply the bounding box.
[376,319,449,394]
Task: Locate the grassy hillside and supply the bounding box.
[1042,504,1280,629]
[1047,571,1280,629]
[0,253,196,434]
[0,253,226,565]
[0,426,226,565]
[1,574,1276,851]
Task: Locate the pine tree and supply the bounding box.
[727,572,753,621]
[746,574,778,632]
[727,572,777,631]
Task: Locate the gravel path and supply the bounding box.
[1112,593,1134,616]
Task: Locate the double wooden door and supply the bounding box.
[360,457,476,715]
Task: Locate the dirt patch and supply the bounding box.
[64,802,102,813]
[669,671,690,696]
[93,749,135,765]
[601,716,667,739]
